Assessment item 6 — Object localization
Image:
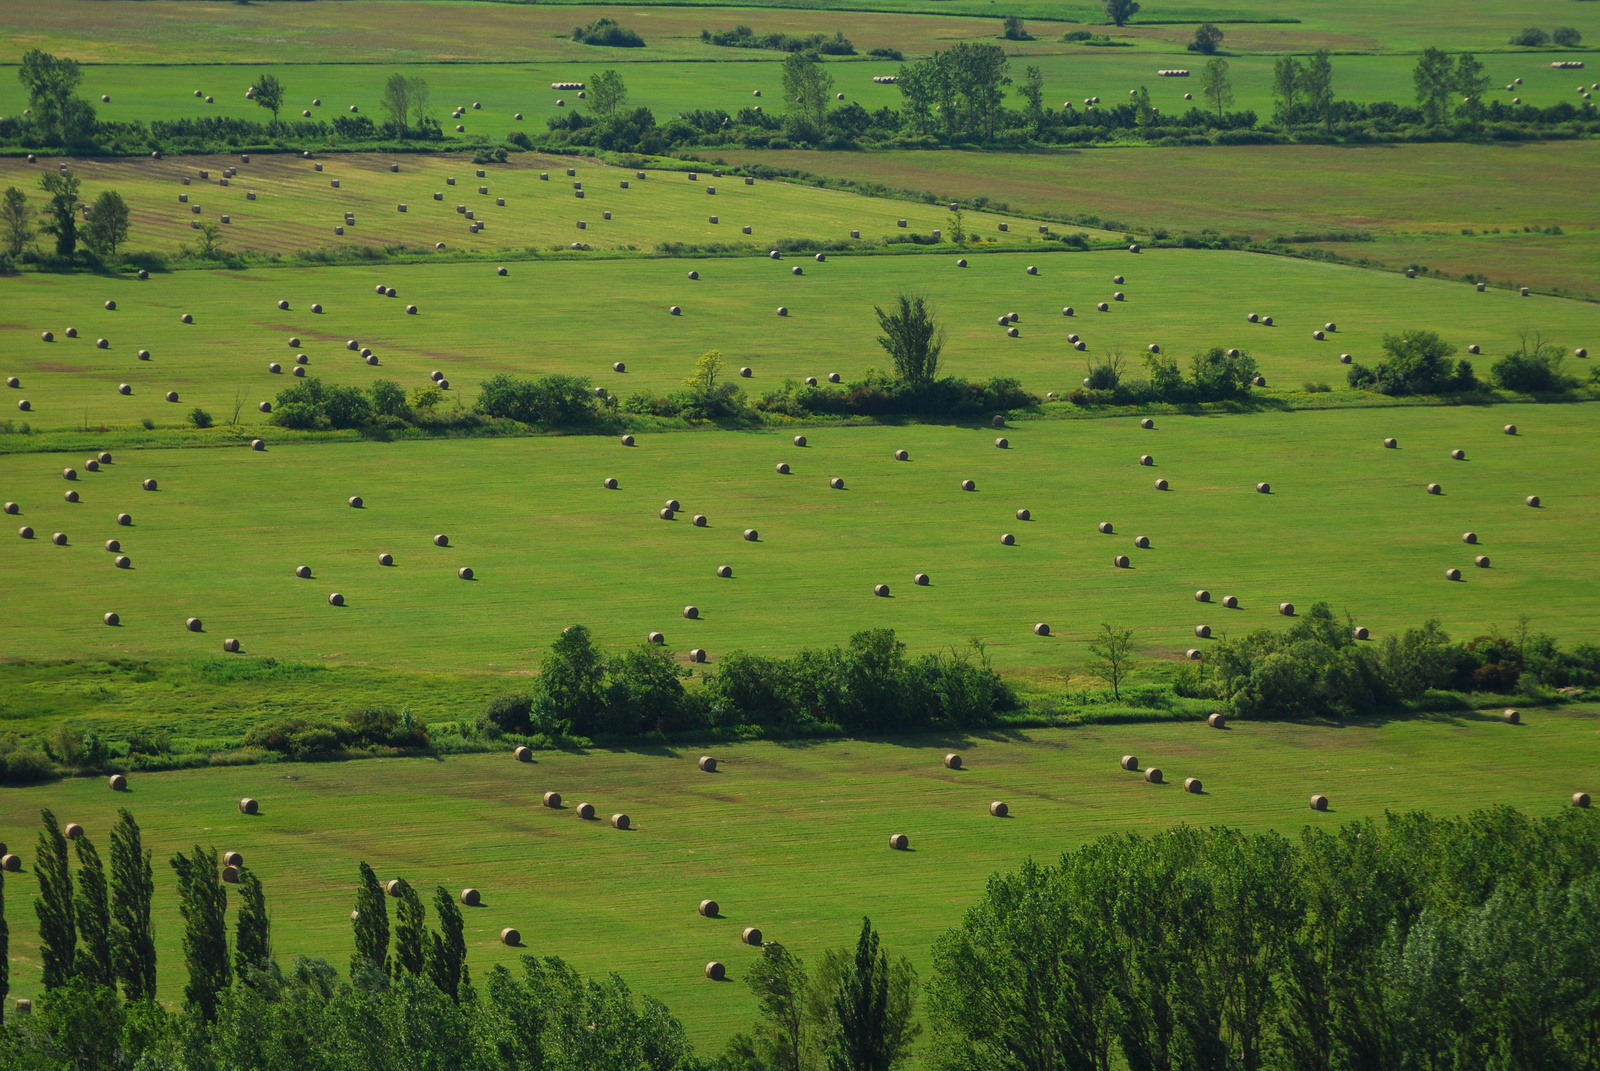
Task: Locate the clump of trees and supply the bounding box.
[1347,329,1478,395]
[928,807,1600,1071]
[572,17,645,47]
[1511,26,1581,47]
[474,372,605,427]
[1491,331,1579,393]
[378,73,440,139]
[702,25,855,54]
[242,707,430,759]
[1071,346,1258,407]
[1188,22,1224,53]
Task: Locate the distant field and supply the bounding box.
[3,248,1595,435]
[3,0,1596,63]
[0,151,1061,259]
[717,142,1600,298]
[1,718,1596,1050]
[2,403,1596,684]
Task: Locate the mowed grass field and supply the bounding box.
[3,249,1596,434]
[0,152,1062,259]
[1,718,1597,1050]
[720,142,1600,297]
[2,403,1596,680]
[2,0,1596,62]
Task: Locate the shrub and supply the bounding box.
[1347,330,1477,396]
[604,646,694,736]
[1492,334,1576,392]
[0,748,56,784]
[269,377,374,430]
[479,693,533,735]
[1001,16,1033,40]
[1188,23,1224,54]
[573,17,645,47]
[867,47,904,60]
[475,373,601,426]
[1063,30,1093,42]
[188,407,213,429]
[1085,354,1123,390]
[1509,27,1550,46]
[1552,27,1582,47]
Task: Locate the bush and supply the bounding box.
[1347,329,1478,396]
[1509,27,1550,46]
[1063,30,1093,42]
[1552,27,1582,47]
[1141,347,1258,404]
[1001,16,1033,40]
[1187,23,1224,53]
[702,25,854,54]
[188,407,213,429]
[1492,335,1576,392]
[480,693,534,735]
[867,47,904,60]
[0,747,57,784]
[268,377,374,430]
[573,17,645,47]
[475,373,602,426]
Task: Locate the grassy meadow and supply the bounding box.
[3,248,1596,436]
[2,402,1596,684]
[2,716,1597,1048]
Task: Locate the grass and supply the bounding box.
[0,151,1063,261]
[0,714,1596,1053]
[715,141,1600,298]
[2,0,1597,61]
[2,402,1597,688]
[2,247,1596,436]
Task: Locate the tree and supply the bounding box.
[684,348,726,403]
[1,186,31,256]
[1303,49,1335,132]
[170,846,230,1020]
[821,918,919,1071]
[1017,65,1045,136]
[353,861,391,976]
[1413,47,1454,125]
[0,857,8,1025]
[83,190,130,257]
[1188,23,1224,54]
[782,51,835,130]
[392,878,427,979]
[73,835,114,989]
[234,868,270,977]
[109,809,156,1002]
[426,885,467,1001]
[18,50,94,146]
[1199,57,1233,119]
[1552,27,1582,47]
[1348,329,1477,396]
[1453,52,1490,109]
[537,624,607,736]
[1001,16,1031,41]
[589,69,628,117]
[381,73,412,133]
[34,810,75,989]
[194,221,226,258]
[38,171,81,258]
[874,295,944,384]
[1272,56,1303,126]
[1104,0,1140,27]
[1089,623,1134,699]
[253,73,284,131]
[744,943,810,1071]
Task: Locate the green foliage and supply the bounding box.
[425,885,466,1001]
[474,373,601,427]
[73,835,114,989]
[897,43,1011,142]
[352,861,390,977]
[241,708,430,758]
[109,809,156,1002]
[874,294,944,384]
[572,17,645,47]
[18,50,95,146]
[0,185,30,257]
[782,51,836,132]
[1200,56,1234,118]
[392,878,427,980]
[34,809,76,989]
[1552,26,1582,47]
[170,844,231,1019]
[1103,0,1140,27]
[1000,16,1032,41]
[234,868,270,976]
[1188,22,1224,54]
[269,377,377,430]
[702,25,854,54]
[1347,329,1477,395]
[253,72,284,128]
[820,918,921,1071]
[0,858,6,1020]
[1088,623,1134,699]
[588,69,628,118]
[187,407,213,429]
[38,171,81,258]
[1509,27,1550,46]
[1491,332,1576,393]
[679,348,747,419]
[82,189,131,257]
[534,624,608,736]
[194,220,226,258]
[379,73,430,136]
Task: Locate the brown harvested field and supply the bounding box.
[717,142,1600,298]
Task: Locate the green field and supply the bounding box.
[3,402,1597,683]
[1,716,1596,1049]
[3,248,1596,436]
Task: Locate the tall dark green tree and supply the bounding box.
[34,809,76,989]
[234,868,270,977]
[1103,0,1140,27]
[1413,47,1455,125]
[170,846,230,1020]
[537,625,607,736]
[83,190,130,257]
[392,878,427,979]
[38,170,81,257]
[874,295,944,384]
[253,73,284,131]
[744,943,810,1071]
[1272,56,1303,126]
[426,885,467,1001]
[109,809,156,1002]
[73,834,114,989]
[823,918,919,1071]
[18,50,95,145]
[1303,49,1335,132]
[352,862,391,975]
[1,186,31,256]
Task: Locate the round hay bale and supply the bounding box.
[1114,554,1130,568]
[294,366,307,377]
[0,855,19,873]
[1520,287,1529,297]
[96,338,108,349]
[1027,265,1037,275]
[1097,302,1109,312]
[1062,307,1074,317]
[1353,625,1369,639]
[1140,454,1153,466]
[1253,376,1266,387]
[1015,508,1031,522]
[699,898,719,917]
[64,490,78,503]
[458,566,474,580]
[1475,555,1490,568]
[743,528,759,542]
[957,258,968,268]
[1208,712,1226,729]
[1155,478,1169,491]
[1451,449,1466,461]
[165,391,179,403]
[1140,418,1154,430]
[1257,482,1271,494]
[1000,533,1015,546]
[1033,622,1050,637]
[500,927,520,946]
[64,822,84,840]
[914,573,929,586]
[1576,348,1587,359]
[105,300,117,312]
[115,555,129,568]
[1340,353,1353,364]
[108,773,127,791]
[186,617,202,632]
[888,833,909,850]
[962,479,976,492]
[104,611,120,626]
[1145,768,1163,784]
[648,631,664,644]
[1467,344,1480,355]
[1384,437,1398,449]
[379,553,393,566]
[1193,589,1211,603]
[706,961,726,981]
[1135,535,1150,549]
[683,606,699,620]
[740,367,752,378]
[1,502,13,514]
[873,583,891,598]
[1527,495,1540,507]
[461,888,480,906]
[828,476,846,491]
[1184,777,1203,793]
[222,865,240,884]
[223,851,244,868]
[434,534,449,547]
[1099,521,1114,534]
[1279,602,1295,616]
[1309,794,1328,811]
[295,565,311,579]
[1499,707,1521,725]
[1248,313,1258,323]
[1313,330,1325,341]
[1445,567,1461,581]
[1195,624,1211,638]
[63,467,77,481]
[777,307,788,317]
[269,362,282,374]
[223,638,240,653]
[692,514,707,526]
[1461,531,1478,545]
[742,927,763,945]
[239,797,259,815]
[716,565,732,579]
[943,752,964,770]
[542,790,562,808]
[664,498,681,512]
[611,813,630,829]
[329,592,345,606]
[513,744,533,763]
[17,525,32,539]
[1428,484,1442,495]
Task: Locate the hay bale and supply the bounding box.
[1062,307,1074,317]
[2,502,14,514]
[385,879,402,897]
[1428,483,1441,495]
[64,822,84,840]
[697,897,721,919]
[1000,533,1015,545]
[222,851,244,868]
[705,962,726,981]
[1462,531,1478,544]
[1500,708,1521,725]
[1577,349,1588,359]
[1155,478,1169,491]
[329,592,345,605]
[1313,330,1325,341]
[1574,792,1592,809]
[1097,302,1109,312]
[108,773,128,791]
[717,565,732,578]
[743,927,763,945]
[1222,595,1238,609]
[461,888,480,906]
[988,800,1009,818]
[223,638,240,652]
[1279,602,1295,616]
[621,434,636,447]
[1208,712,1226,728]
[775,462,790,475]
[744,529,758,541]
[269,363,282,374]
[1257,482,1271,494]
[115,555,129,568]
[543,791,562,808]
[693,514,707,527]
[683,606,699,619]
[1194,589,1210,603]
[1135,535,1150,549]
[1353,625,1369,639]
[434,534,449,546]
[1145,768,1163,784]
[1451,449,1466,460]
[888,833,909,850]
[1195,624,1211,638]
[1445,568,1461,581]
[379,553,393,566]
[240,797,259,815]
[913,573,930,586]
[1527,495,1540,507]
[648,631,665,645]
[1,855,19,873]
[962,479,976,492]
[1475,555,1490,568]
[296,565,311,578]
[186,617,202,632]
[611,813,630,829]
[1184,777,1203,793]
[1309,794,1328,811]
[1100,521,1114,534]
[777,307,788,317]
[1033,622,1050,636]
[1114,554,1130,568]
[604,477,618,490]
[1384,437,1397,449]
[17,525,32,539]
[943,753,963,770]
[104,611,120,626]
[874,583,891,597]
[665,499,681,512]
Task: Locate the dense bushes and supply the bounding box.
[1071,346,1258,406]
[572,17,644,46]
[474,373,604,427]
[480,625,1019,742]
[702,25,855,54]
[1348,329,1479,395]
[928,807,1600,1071]
[242,708,429,758]
[1491,332,1578,392]
[757,372,1036,418]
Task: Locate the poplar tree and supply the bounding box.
[33,809,75,989]
[170,846,230,1020]
[110,809,156,1001]
[73,834,114,988]
[426,885,467,1001]
[392,878,427,979]
[352,862,391,976]
[234,868,270,977]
